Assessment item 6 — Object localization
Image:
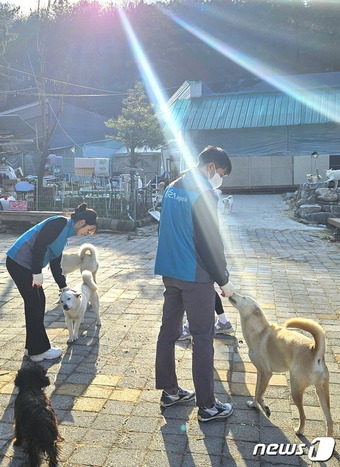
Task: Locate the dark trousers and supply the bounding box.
[6,256,50,355]
[214,291,224,315]
[156,277,216,408]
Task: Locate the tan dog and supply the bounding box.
[229,292,333,436]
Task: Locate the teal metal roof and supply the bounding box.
[169,88,340,130]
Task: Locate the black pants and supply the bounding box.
[214,291,224,315]
[6,257,50,355]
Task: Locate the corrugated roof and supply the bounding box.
[169,87,340,130]
[166,80,214,109]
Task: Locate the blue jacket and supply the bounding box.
[154,169,229,285]
[7,216,75,271]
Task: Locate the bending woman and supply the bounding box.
[6,203,97,362]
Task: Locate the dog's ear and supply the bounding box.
[253,305,262,316]
[35,364,50,388]
[75,293,82,299]
[41,373,50,388]
[14,371,23,389]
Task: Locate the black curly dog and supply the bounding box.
[14,364,63,466]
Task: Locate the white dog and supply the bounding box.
[59,270,101,343]
[61,244,99,282]
[222,195,233,215]
[325,169,340,188]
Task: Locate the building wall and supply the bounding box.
[293,155,329,184]
[179,123,339,188]
[112,152,162,181]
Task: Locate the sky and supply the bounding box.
[10,0,114,15]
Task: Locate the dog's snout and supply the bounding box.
[63,305,70,311]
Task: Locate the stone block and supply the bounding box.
[303,212,332,224]
[315,188,338,202]
[296,198,307,208]
[296,204,321,218]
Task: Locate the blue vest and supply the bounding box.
[154,170,213,282]
[7,216,76,271]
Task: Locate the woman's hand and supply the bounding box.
[221,281,235,297]
[32,273,43,287]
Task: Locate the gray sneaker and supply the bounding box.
[178,325,192,341]
[160,387,195,407]
[215,320,234,335]
[198,400,233,422]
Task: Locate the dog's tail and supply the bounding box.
[284,318,326,356]
[81,270,97,292]
[25,441,41,467]
[226,195,233,200]
[79,243,97,260]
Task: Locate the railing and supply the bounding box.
[12,185,155,221]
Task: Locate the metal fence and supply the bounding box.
[15,185,155,221]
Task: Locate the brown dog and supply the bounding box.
[229,292,333,436]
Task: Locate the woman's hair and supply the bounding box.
[71,203,97,230]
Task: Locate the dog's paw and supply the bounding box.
[264,405,271,417]
[247,400,258,409]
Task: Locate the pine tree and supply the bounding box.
[105,81,164,207]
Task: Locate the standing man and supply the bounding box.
[155,146,235,422]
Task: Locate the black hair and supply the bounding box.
[198,146,232,175]
[71,203,97,230]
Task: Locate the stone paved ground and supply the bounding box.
[0,196,339,466]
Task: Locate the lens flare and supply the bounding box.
[163,10,340,124]
[119,9,237,274]
[118,9,195,168]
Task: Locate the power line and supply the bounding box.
[32,92,124,97]
[0,87,38,94]
[46,96,84,151]
[0,63,128,95]
[0,64,181,96]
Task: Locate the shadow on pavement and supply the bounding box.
[160,404,195,467]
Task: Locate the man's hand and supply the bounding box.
[32,273,43,287]
[221,281,235,297]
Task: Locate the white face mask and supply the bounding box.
[209,170,223,189]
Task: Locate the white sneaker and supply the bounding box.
[25,342,55,358]
[30,347,62,362]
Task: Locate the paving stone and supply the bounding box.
[54,383,87,397]
[0,202,339,466]
[131,449,177,467]
[109,388,142,402]
[68,445,110,465]
[73,397,107,412]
